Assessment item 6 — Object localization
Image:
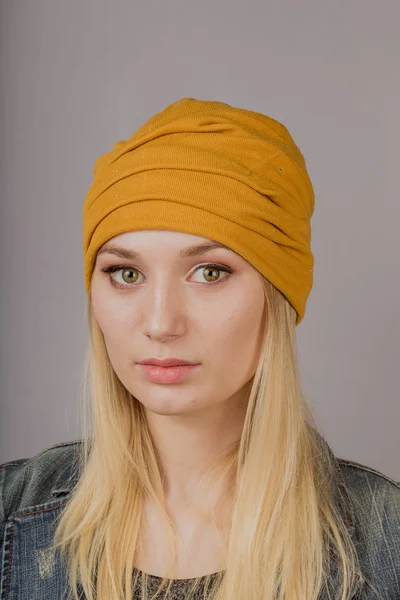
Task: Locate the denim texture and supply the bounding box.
[1,436,399,599]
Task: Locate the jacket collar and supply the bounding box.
[50,433,364,595]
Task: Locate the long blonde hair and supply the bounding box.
[49,276,363,599]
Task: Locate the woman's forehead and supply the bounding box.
[98,230,235,257]
[102,230,223,246]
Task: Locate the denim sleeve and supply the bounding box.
[343,465,400,598]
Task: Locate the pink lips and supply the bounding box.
[138,363,200,383]
[138,358,198,367]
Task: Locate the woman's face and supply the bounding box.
[90,230,266,417]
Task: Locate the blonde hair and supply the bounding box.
[49,276,363,599]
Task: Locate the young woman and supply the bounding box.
[1,97,399,600]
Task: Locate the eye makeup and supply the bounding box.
[99,262,234,290]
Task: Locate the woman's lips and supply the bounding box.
[138,363,200,383]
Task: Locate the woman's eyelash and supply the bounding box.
[100,263,233,288]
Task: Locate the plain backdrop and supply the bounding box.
[0,0,399,479]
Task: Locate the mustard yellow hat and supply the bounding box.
[82,97,315,325]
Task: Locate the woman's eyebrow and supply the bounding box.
[97,241,234,260]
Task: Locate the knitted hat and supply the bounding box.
[83,97,315,325]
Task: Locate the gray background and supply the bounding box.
[1,1,399,479]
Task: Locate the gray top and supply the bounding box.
[132,568,222,599]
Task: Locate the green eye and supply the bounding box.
[120,268,141,284]
[195,266,222,282]
[100,263,233,289]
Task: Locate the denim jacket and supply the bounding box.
[1,437,399,599]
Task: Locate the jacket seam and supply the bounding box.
[4,502,69,600]
[336,458,400,488]
[0,440,82,472]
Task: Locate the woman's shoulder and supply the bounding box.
[336,455,400,499]
[0,439,83,524]
[0,439,82,471]
[335,455,400,536]
[334,455,400,595]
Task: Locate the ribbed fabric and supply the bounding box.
[82,97,315,325]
